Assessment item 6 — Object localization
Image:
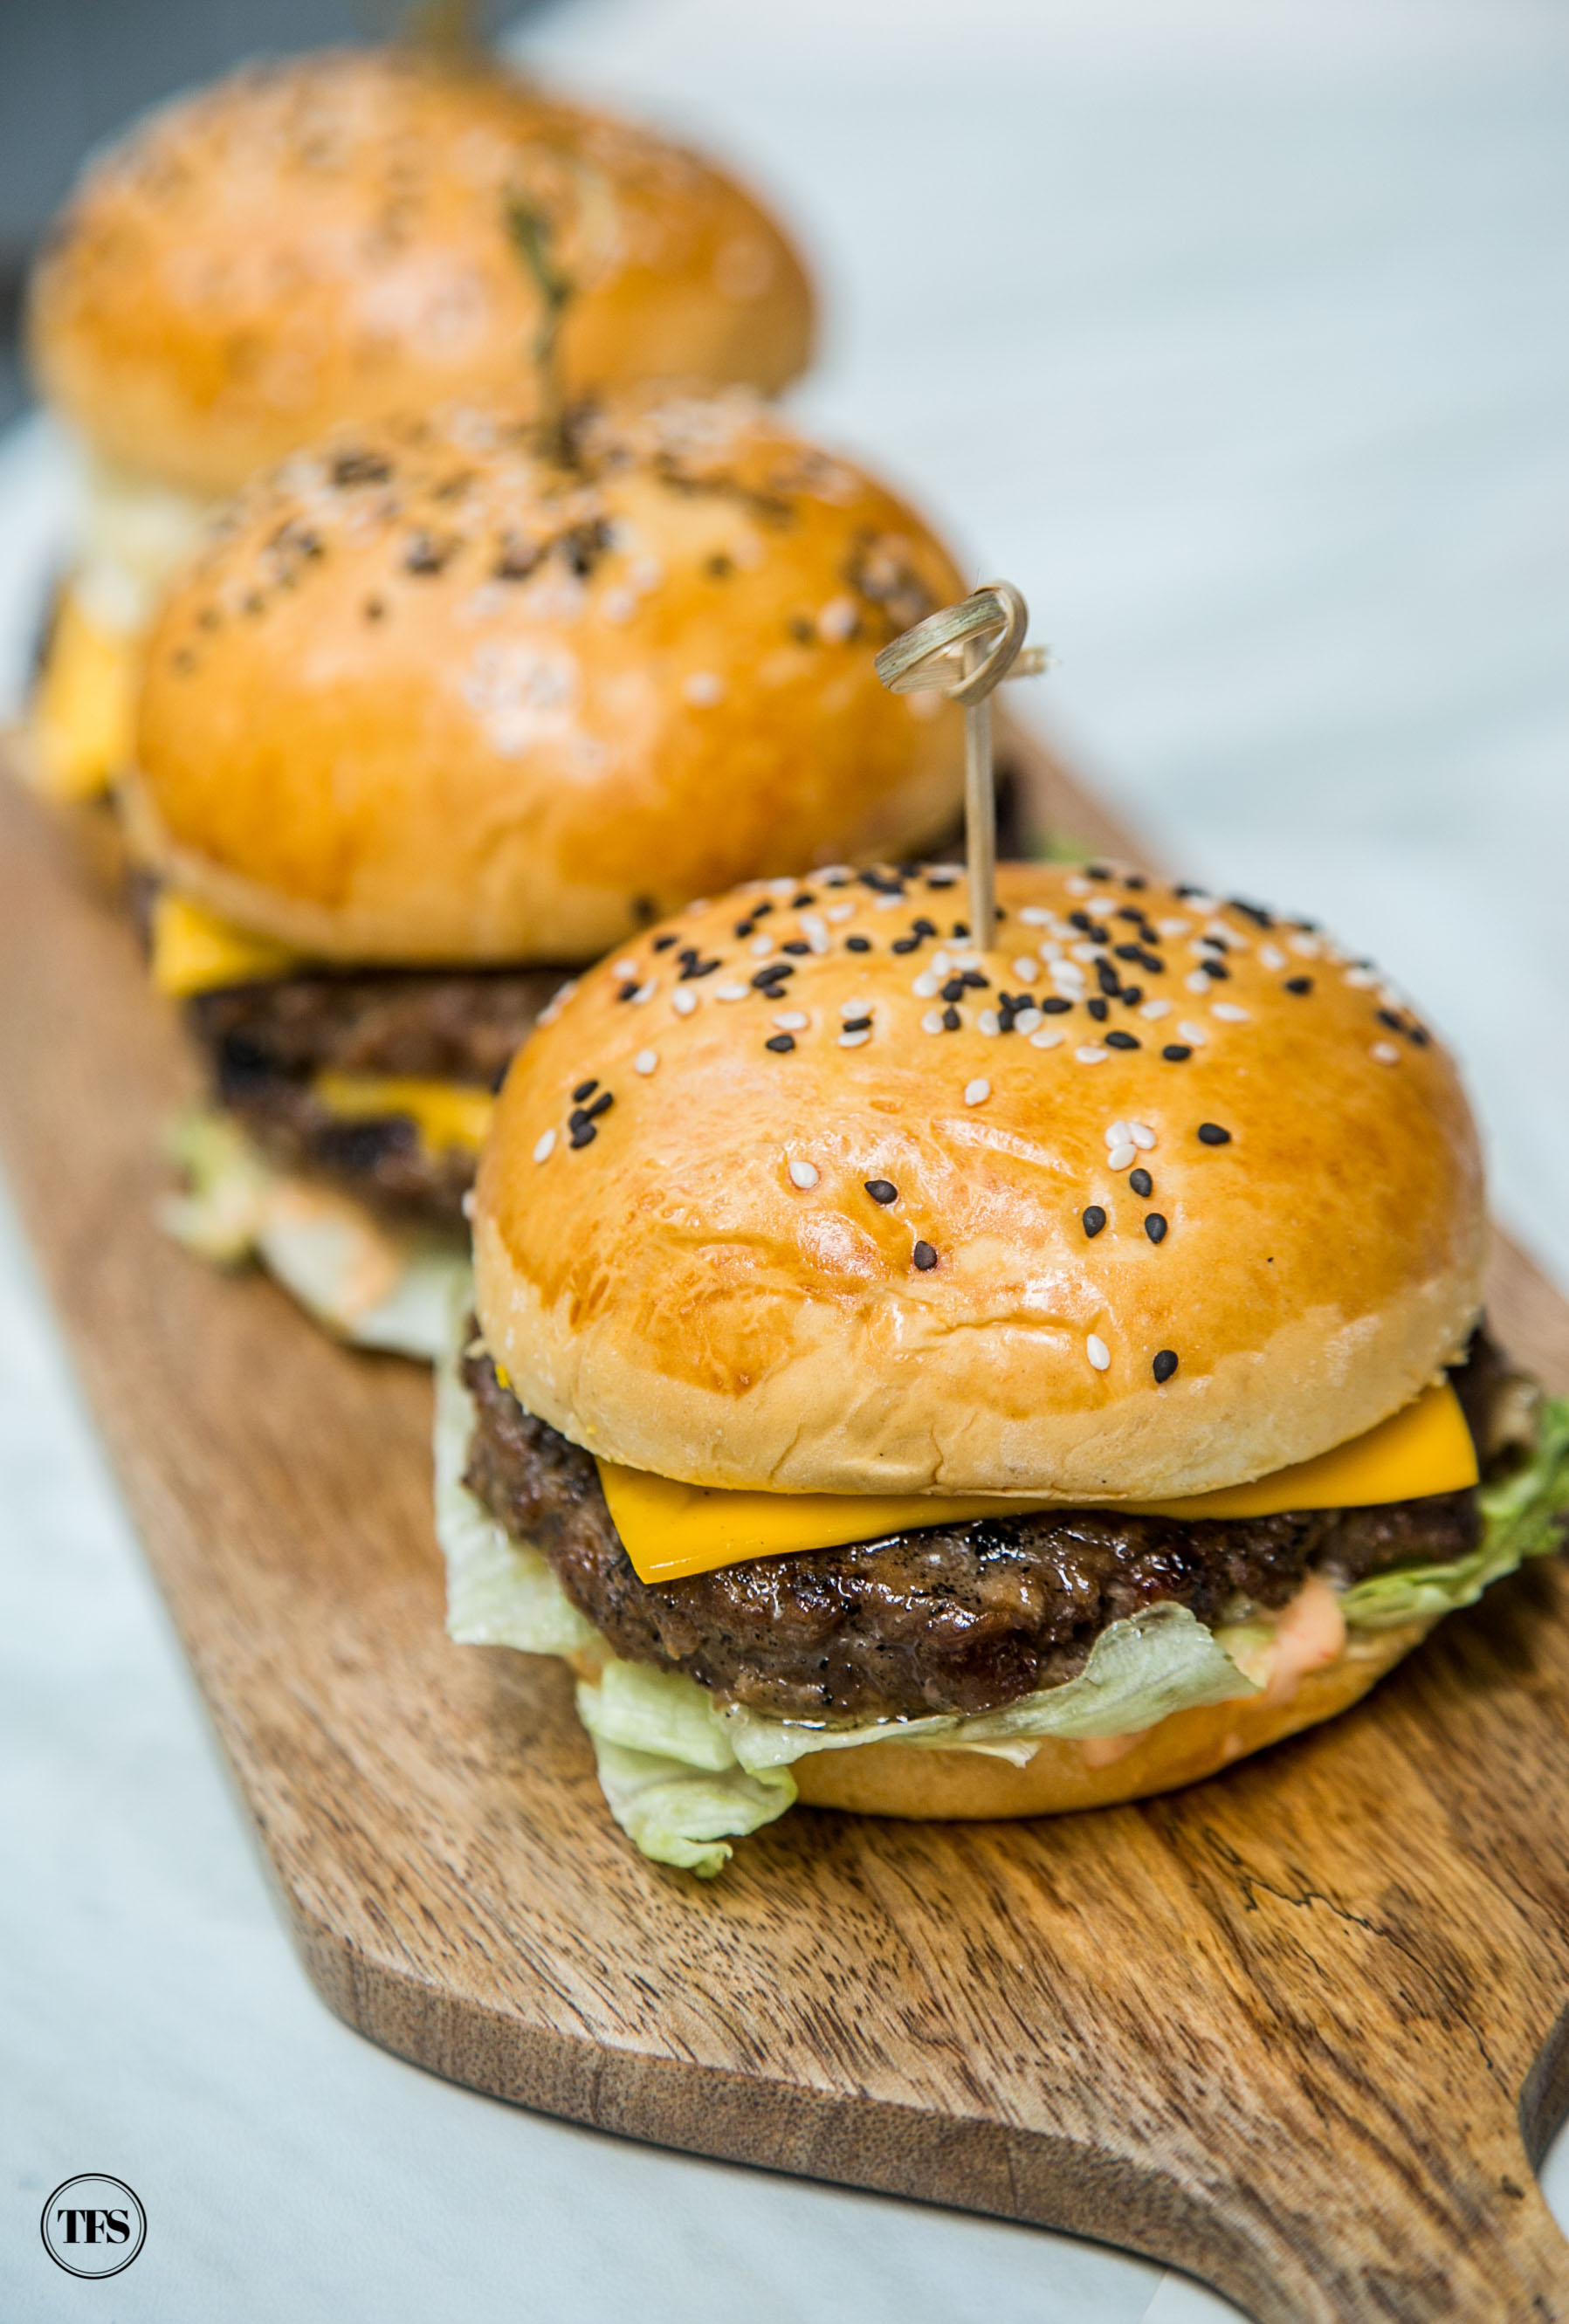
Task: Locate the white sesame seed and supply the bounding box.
[1289,933,1320,959]
[1259,943,1287,971]
[921,1008,945,1035]
[633,1049,658,1075]
[1052,964,1086,990]
[1378,983,1406,1009]
[1157,917,1190,938]
[1086,1334,1111,1372]
[1177,1021,1208,1046]
[773,1009,809,1031]
[817,594,859,643]
[1014,1007,1043,1034]
[1204,920,1243,948]
[1020,906,1053,927]
[953,952,983,971]
[912,971,940,999]
[1107,1141,1137,1171]
[1038,939,1065,962]
[769,877,796,896]
[681,671,726,706]
[825,901,856,923]
[1077,1046,1109,1064]
[1066,876,1091,897]
[714,983,749,1001]
[1011,957,1039,982]
[838,1028,872,1049]
[750,934,774,957]
[1129,1122,1156,1150]
[1211,1001,1251,1023]
[611,958,637,980]
[1371,1041,1400,1065]
[1029,1028,1063,1050]
[873,891,904,911]
[931,950,953,976]
[533,1129,557,1163]
[1185,971,1213,995]
[802,920,831,954]
[1139,998,1173,1021]
[978,1009,1001,1035]
[671,988,698,1017]
[840,998,873,1017]
[685,898,710,915]
[1105,1121,1133,1147]
[817,864,850,882]
[1071,942,1103,965]
[964,1078,991,1105]
[1345,967,1377,989]
[461,1190,476,1220]
[788,1158,820,1188]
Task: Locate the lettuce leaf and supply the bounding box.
[584,1740,796,1880]
[162,1108,466,1360]
[1339,1395,1569,1631]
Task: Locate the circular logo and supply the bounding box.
[39,2176,146,2279]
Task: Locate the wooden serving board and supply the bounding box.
[7,740,1569,2324]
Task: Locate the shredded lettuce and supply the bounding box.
[162,1108,467,1360]
[431,1301,1569,1876]
[1340,1395,1569,1630]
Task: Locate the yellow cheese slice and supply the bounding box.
[31,588,140,802]
[151,891,306,997]
[313,1072,496,1155]
[597,1380,1479,1585]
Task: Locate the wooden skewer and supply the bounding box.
[874,582,1047,952]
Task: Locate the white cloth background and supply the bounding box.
[4,1,1569,2315]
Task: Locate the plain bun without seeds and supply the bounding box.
[127,392,966,962]
[474,859,1486,1502]
[28,47,815,498]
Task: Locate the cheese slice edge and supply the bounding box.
[597,1380,1479,1585]
[151,890,305,996]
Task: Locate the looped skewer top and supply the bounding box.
[875,582,1048,952]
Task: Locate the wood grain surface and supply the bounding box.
[5,740,1569,2323]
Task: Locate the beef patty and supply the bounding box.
[189,967,561,1223]
[461,1335,1518,1724]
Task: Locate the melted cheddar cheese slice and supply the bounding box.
[313,1073,496,1156]
[31,588,140,802]
[597,1380,1479,1585]
[151,891,305,996]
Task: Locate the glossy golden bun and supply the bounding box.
[127,393,966,961]
[790,1622,1429,1817]
[475,860,1486,1497]
[28,47,814,498]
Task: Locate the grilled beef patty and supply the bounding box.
[460,1337,1516,1723]
[189,967,561,1223]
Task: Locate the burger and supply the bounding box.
[23,45,815,802]
[438,857,1569,1871]
[129,390,966,1351]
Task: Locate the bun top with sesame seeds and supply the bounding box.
[27,47,815,499]
[473,859,1486,1500]
[125,390,966,962]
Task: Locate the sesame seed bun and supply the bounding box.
[125,393,966,963]
[788,1620,1431,1818]
[473,861,1486,1499]
[27,48,815,499]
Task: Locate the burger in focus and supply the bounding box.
[130,391,966,1351]
[23,45,815,801]
[439,859,1569,1872]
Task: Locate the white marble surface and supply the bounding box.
[6,0,1569,2314]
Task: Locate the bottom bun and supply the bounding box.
[791,1620,1432,1819]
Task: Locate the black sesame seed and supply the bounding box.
[1153,1349,1179,1384]
[585,1091,614,1120]
[842,1015,872,1034]
[1042,996,1074,1015]
[652,934,678,952]
[1409,1026,1430,1046]
[752,900,775,917]
[765,1033,796,1054]
[864,1179,898,1206]
[961,968,990,990]
[569,1122,598,1149]
[1145,1213,1168,1244]
[1097,962,1121,997]
[752,964,794,988]
[1138,950,1165,975]
[363,597,385,622]
[734,919,755,939]
[1129,1168,1153,1198]
[860,869,905,895]
[1228,898,1273,928]
[941,978,967,1003]
[1200,958,1229,980]
[680,957,720,979]
[793,891,815,907]
[1284,976,1312,995]
[1161,1044,1193,1062]
[1083,1207,1107,1239]
[782,940,810,957]
[1125,875,1148,891]
[1086,864,1111,881]
[912,917,938,939]
[1118,985,1144,1008]
[617,981,639,1001]
[1104,1030,1140,1050]
[951,921,970,939]
[1113,943,1144,965]
[1376,1007,1404,1033]
[1087,998,1109,1022]
[1069,912,1095,935]
[926,870,960,888]
[846,936,872,953]
[941,1005,961,1031]
[891,935,920,954]
[912,1241,939,1270]
[898,862,922,877]
[1197,1122,1232,1145]
[572,1079,598,1103]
